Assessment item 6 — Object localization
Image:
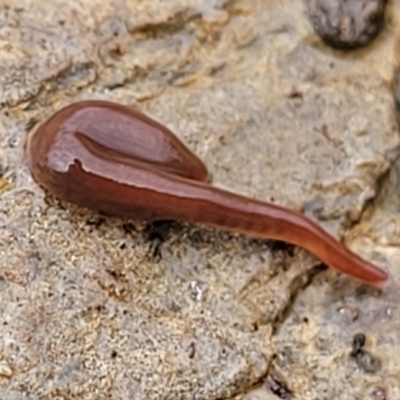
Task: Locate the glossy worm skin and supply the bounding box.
[26,100,387,285]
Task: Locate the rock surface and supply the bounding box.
[0,0,400,399]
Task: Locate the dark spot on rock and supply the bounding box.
[288,90,303,100]
[86,217,106,229]
[143,220,176,260]
[252,321,259,331]
[350,333,382,374]
[94,304,106,313]
[354,350,382,373]
[144,220,174,242]
[266,378,293,399]
[122,222,136,234]
[269,240,295,256]
[168,300,182,312]
[187,342,196,359]
[351,333,366,355]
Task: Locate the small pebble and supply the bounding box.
[305,0,387,49]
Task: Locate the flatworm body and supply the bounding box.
[26,100,388,285]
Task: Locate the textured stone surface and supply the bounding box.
[0,0,400,399]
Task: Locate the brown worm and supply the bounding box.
[26,100,387,285]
